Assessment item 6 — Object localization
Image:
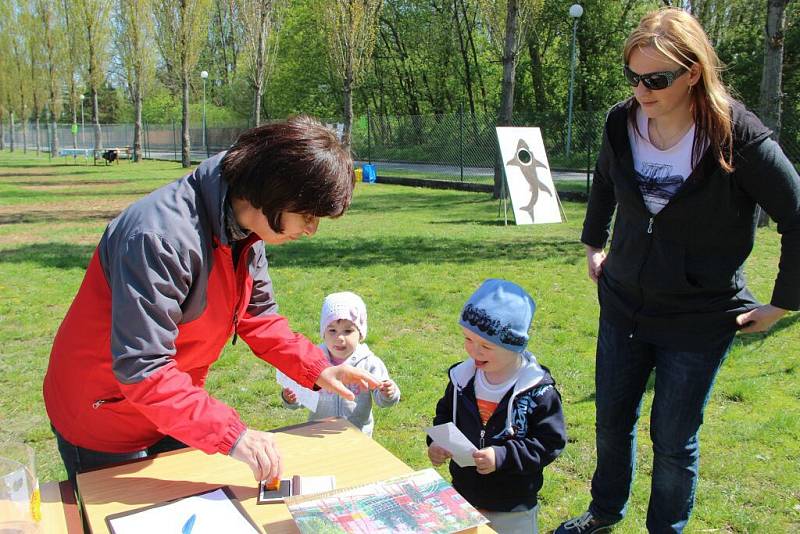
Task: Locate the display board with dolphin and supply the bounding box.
[496,127,562,225]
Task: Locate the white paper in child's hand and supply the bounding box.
[425,422,478,467]
[276,370,320,411]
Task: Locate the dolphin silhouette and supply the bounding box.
[505,138,553,219]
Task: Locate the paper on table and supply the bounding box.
[276,369,319,411]
[425,422,477,467]
[106,487,258,534]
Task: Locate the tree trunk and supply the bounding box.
[9,111,15,152]
[181,72,191,167]
[759,0,788,141]
[92,87,102,150]
[757,0,789,228]
[72,102,78,148]
[134,82,143,162]
[453,0,476,118]
[527,33,547,113]
[35,113,41,154]
[343,58,354,150]
[50,108,59,156]
[494,0,519,199]
[0,113,4,151]
[22,112,27,153]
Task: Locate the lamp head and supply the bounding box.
[200,70,209,79]
[569,4,583,18]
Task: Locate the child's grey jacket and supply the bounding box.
[280,343,400,436]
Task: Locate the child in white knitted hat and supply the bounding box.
[280,291,400,436]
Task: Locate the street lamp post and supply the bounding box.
[566,3,583,159]
[200,70,208,158]
[79,94,85,148]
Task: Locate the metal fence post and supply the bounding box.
[459,103,464,182]
[172,119,177,162]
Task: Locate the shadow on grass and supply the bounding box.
[349,188,490,214]
[0,210,120,225]
[13,179,129,187]
[269,235,583,267]
[0,243,95,269]
[0,172,63,178]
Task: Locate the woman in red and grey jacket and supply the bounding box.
[43,116,379,486]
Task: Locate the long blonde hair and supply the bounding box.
[624,8,734,172]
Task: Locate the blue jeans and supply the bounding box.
[588,318,734,533]
[52,427,188,487]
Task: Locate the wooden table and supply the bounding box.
[76,418,494,533]
[40,480,83,533]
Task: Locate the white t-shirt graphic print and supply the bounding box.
[628,107,706,215]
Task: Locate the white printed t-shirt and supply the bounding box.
[474,369,517,426]
[628,107,706,214]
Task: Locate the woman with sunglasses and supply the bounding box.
[556,8,800,534]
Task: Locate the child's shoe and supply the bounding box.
[554,511,617,534]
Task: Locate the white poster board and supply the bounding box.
[496,127,562,225]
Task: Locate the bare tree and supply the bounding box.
[238,0,284,126]
[757,0,790,227]
[323,0,383,149]
[75,0,113,151]
[35,0,63,156]
[153,0,213,167]
[759,0,790,141]
[62,0,83,149]
[115,0,155,161]
[478,0,540,197]
[25,3,46,155]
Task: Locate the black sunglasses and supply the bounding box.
[623,65,687,90]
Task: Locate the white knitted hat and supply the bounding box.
[320,291,368,341]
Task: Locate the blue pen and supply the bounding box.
[181,513,197,534]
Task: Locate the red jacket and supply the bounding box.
[44,153,329,454]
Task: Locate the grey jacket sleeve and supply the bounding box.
[107,232,193,382]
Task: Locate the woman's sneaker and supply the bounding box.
[554,511,617,533]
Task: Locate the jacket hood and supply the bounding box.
[449,352,549,431]
[190,151,231,246]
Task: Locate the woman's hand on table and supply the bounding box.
[229,428,282,482]
[316,365,380,401]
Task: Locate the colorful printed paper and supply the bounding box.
[286,468,487,534]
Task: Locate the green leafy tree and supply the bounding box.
[153,0,213,167]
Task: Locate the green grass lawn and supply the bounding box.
[1,151,798,532]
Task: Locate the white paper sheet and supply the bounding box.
[425,422,478,467]
[276,370,320,411]
[107,487,258,534]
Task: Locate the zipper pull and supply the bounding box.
[92,400,105,409]
[231,313,239,345]
[480,429,485,449]
[647,217,654,234]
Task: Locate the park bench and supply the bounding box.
[58,148,92,164]
[93,146,132,165]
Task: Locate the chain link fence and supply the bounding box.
[2,110,798,188]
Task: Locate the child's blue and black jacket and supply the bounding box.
[428,352,566,511]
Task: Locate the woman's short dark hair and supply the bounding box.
[221,115,355,233]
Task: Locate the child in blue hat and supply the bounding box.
[427,279,567,534]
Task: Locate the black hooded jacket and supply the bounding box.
[582,99,800,349]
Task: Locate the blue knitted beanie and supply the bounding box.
[459,279,536,353]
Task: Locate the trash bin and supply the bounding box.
[362,164,377,183]
[354,168,363,183]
